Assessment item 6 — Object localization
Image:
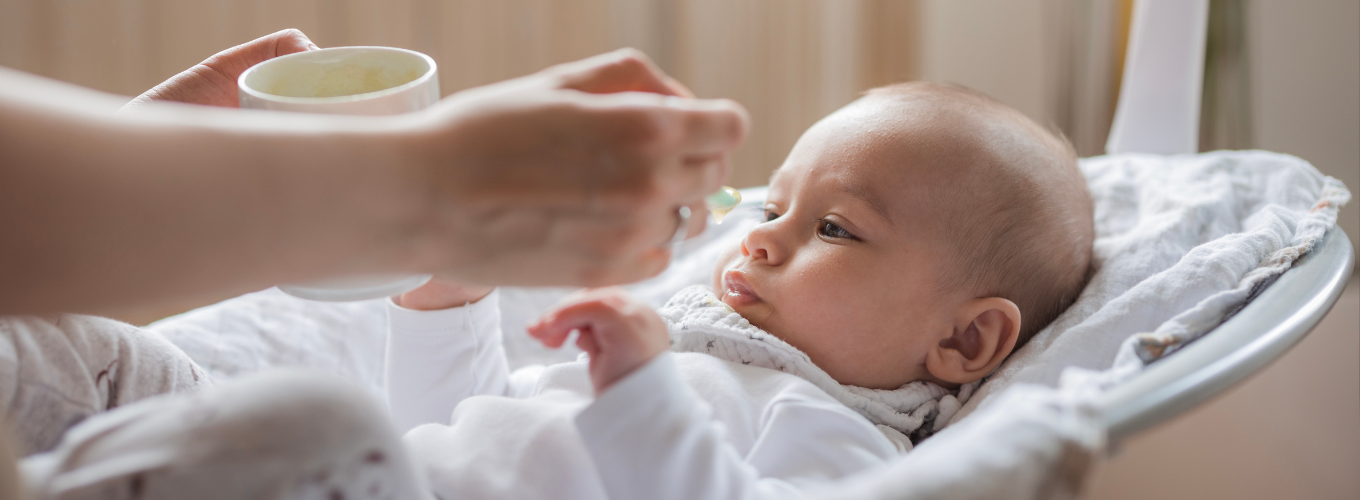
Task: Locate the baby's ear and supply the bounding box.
[925,297,1021,384]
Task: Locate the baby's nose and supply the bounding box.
[740,239,764,260]
[741,224,783,264]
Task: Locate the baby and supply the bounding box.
[389,82,1094,500]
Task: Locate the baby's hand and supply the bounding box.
[528,288,669,394]
[394,278,494,311]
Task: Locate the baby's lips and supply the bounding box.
[721,270,763,306]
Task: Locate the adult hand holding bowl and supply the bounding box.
[0,30,746,314]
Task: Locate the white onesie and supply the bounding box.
[386,287,967,500]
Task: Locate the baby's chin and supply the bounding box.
[719,292,773,325]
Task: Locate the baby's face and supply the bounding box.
[712,98,974,390]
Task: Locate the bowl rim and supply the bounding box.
[237,46,438,105]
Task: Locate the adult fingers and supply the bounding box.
[199,29,318,89]
[576,92,746,206]
[553,48,693,97]
[125,29,319,110]
[665,96,749,161]
[172,29,319,108]
[685,199,708,239]
[583,91,748,161]
[662,74,696,99]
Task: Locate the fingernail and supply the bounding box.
[307,43,320,51]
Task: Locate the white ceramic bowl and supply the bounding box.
[238,46,440,115]
[238,46,439,301]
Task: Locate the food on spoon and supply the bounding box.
[705,186,742,224]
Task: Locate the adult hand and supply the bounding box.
[409,49,748,287]
[121,29,319,112]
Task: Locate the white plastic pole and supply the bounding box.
[1105,0,1210,155]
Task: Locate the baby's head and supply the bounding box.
[712,82,1093,390]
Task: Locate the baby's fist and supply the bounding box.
[527,288,669,394]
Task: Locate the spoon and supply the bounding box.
[705,186,742,224]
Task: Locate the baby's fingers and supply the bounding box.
[526,320,574,349]
[528,298,620,349]
[574,329,601,358]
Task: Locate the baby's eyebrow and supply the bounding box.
[839,181,893,225]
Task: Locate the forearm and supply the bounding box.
[0,68,435,315]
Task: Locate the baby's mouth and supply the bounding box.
[721,270,763,308]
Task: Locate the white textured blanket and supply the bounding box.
[949,151,1351,425]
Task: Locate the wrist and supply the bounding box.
[329,125,436,272]
[324,115,462,277]
[395,283,495,310]
[386,108,485,276]
[387,288,500,335]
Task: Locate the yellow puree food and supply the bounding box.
[267,64,420,98]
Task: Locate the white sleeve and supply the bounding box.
[385,289,511,434]
[577,353,885,500]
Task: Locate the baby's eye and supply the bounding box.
[764,210,781,222]
[816,219,858,240]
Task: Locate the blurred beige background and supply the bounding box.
[1,0,1352,250]
[1,0,1356,498]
